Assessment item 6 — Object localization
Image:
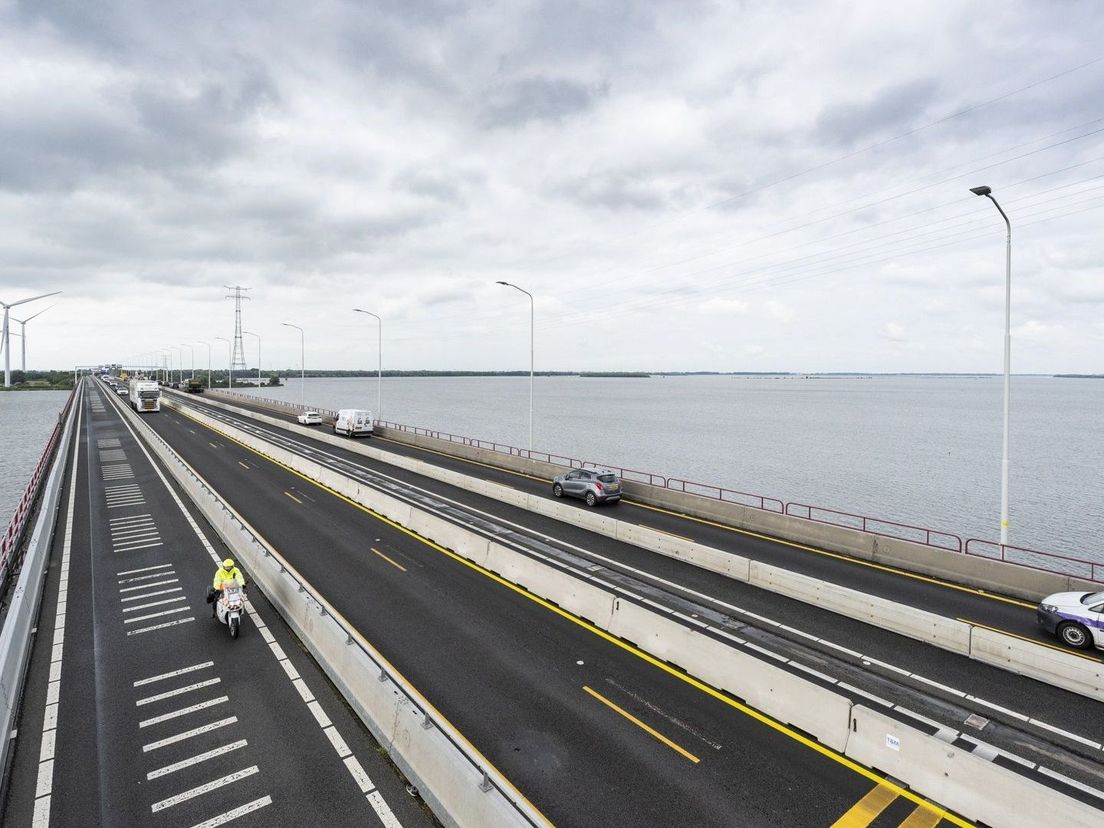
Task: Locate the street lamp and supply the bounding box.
[281,322,305,410]
[215,336,232,388]
[157,349,170,384]
[169,345,182,386]
[970,184,1013,547]
[243,331,261,388]
[197,341,212,389]
[180,343,194,380]
[495,281,534,451]
[352,309,382,421]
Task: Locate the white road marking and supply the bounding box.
[127,617,196,636]
[143,717,238,752]
[119,571,176,584]
[343,755,375,793]
[140,697,229,728]
[322,725,351,758]
[123,596,188,613]
[118,563,174,576]
[31,389,83,821]
[109,513,153,525]
[135,661,215,686]
[147,740,248,779]
[186,795,273,827]
[113,541,165,552]
[150,766,260,812]
[119,578,179,592]
[121,586,183,602]
[367,791,403,828]
[137,678,222,706]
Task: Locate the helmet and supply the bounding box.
[222,558,235,569]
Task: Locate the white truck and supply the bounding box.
[128,379,161,412]
[334,409,373,437]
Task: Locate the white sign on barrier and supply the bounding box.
[886,733,901,751]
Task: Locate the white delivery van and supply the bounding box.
[334,409,373,437]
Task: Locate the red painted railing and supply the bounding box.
[221,393,1102,585]
[0,388,77,591]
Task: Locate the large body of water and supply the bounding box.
[231,374,1103,559]
[0,391,71,532]
[3,377,1100,565]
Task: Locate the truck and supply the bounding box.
[334,409,373,437]
[184,378,205,393]
[129,379,161,412]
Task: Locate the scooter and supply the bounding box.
[213,581,247,639]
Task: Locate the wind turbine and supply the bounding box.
[10,304,55,373]
[1,292,61,386]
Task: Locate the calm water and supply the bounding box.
[231,374,1104,559]
[0,391,71,531]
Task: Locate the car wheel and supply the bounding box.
[585,491,597,507]
[553,483,563,497]
[1058,622,1091,649]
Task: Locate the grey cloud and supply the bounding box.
[477,77,608,128]
[551,171,669,211]
[815,78,940,147]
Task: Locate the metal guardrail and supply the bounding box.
[0,388,78,593]
[126,397,543,825]
[219,393,1101,586]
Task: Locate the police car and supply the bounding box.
[1036,591,1104,650]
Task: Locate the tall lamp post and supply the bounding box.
[243,331,261,388]
[495,281,534,451]
[281,322,305,410]
[352,309,382,421]
[970,185,1013,547]
[215,336,232,388]
[158,349,170,384]
[180,343,194,380]
[197,341,212,389]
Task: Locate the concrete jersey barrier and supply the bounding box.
[166,397,1102,827]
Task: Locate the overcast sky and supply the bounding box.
[1,0,1102,373]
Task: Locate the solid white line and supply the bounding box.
[111,527,161,540]
[121,587,183,602]
[120,578,179,592]
[186,795,273,827]
[123,596,188,613]
[150,766,259,812]
[966,695,1031,722]
[118,563,174,576]
[140,697,229,728]
[147,740,248,779]
[137,678,222,706]
[135,661,215,687]
[1028,718,1103,750]
[143,717,238,752]
[1037,766,1104,801]
[109,513,153,524]
[127,617,196,636]
[125,606,191,624]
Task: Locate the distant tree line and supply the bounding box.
[0,370,74,390]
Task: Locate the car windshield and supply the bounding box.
[1080,592,1104,605]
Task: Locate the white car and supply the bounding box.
[296,411,322,426]
[1036,591,1104,649]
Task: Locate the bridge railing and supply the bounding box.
[220,396,1102,585]
[0,387,77,593]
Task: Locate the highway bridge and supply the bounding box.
[1,378,1102,826]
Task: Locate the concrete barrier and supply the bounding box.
[163,394,1103,826]
[969,626,1104,700]
[0,391,77,784]
[750,562,973,655]
[118,396,548,828]
[846,705,1098,826]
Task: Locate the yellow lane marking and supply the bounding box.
[238,461,251,470]
[830,783,898,827]
[583,685,700,764]
[371,547,407,572]
[641,524,694,543]
[283,491,303,505]
[900,803,944,827]
[392,437,1031,612]
[162,411,553,828]
[959,618,1104,662]
[628,500,1036,610]
[180,408,971,827]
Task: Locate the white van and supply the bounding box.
[334,409,373,437]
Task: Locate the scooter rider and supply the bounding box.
[209,558,245,617]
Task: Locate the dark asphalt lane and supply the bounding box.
[169,393,1104,750]
[2,382,434,828]
[149,394,967,826]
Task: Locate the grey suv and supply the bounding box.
[552,468,622,506]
